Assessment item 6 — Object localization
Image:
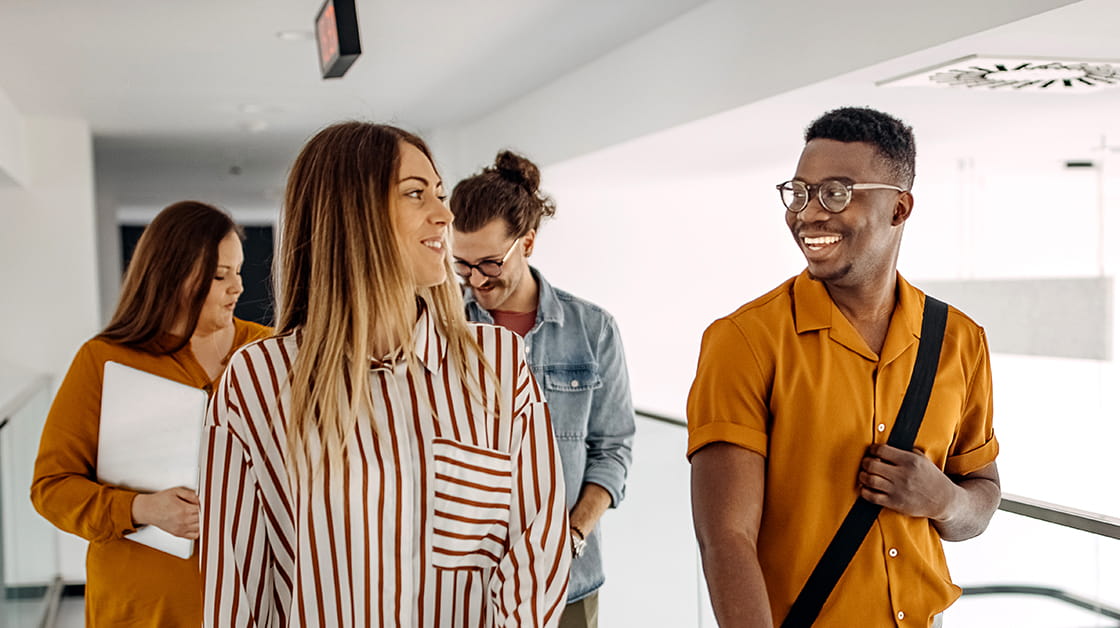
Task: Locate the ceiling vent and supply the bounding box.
[878,55,1120,92]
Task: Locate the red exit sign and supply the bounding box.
[316,0,361,79]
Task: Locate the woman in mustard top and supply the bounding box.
[31,201,272,627]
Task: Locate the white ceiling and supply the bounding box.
[0,0,706,210]
[0,0,706,135]
[2,0,1115,215]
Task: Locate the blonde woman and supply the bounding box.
[199,122,570,627]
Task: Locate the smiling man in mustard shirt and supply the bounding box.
[688,107,1000,628]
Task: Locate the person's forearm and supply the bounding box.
[698,533,773,627]
[934,476,1001,541]
[568,483,612,536]
[31,473,138,542]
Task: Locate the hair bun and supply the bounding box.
[494,150,540,193]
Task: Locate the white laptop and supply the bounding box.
[97,361,209,559]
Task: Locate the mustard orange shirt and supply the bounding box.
[687,271,998,627]
[31,318,271,628]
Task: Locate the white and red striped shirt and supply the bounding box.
[199,308,570,627]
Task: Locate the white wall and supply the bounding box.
[0,112,99,379]
[0,92,101,583]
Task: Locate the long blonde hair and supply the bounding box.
[276,122,486,476]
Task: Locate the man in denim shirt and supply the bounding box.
[450,150,636,628]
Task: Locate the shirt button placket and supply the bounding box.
[886,545,902,623]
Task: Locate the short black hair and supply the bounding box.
[804,107,915,188]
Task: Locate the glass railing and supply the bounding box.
[945,497,1120,626]
[0,373,60,628]
[598,409,1120,628]
[598,409,716,627]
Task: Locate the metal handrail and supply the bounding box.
[0,374,51,429]
[38,576,64,628]
[635,408,686,428]
[634,408,1120,540]
[960,585,1120,621]
[999,493,1120,541]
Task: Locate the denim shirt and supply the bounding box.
[464,267,636,602]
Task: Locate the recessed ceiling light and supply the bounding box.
[236,103,284,116]
[878,55,1120,93]
[276,30,314,42]
[238,119,270,134]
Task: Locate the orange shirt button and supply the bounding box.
[877,423,886,433]
[897,611,905,620]
[889,548,899,557]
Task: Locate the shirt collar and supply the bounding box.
[368,299,445,374]
[792,269,924,364]
[532,267,564,325]
[411,298,445,373]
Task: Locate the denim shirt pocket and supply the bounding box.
[541,365,602,396]
[541,365,602,433]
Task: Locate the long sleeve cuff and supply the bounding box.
[582,462,627,508]
[112,488,140,537]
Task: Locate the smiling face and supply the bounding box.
[196,230,245,334]
[392,141,453,289]
[452,218,536,313]
[785,139,913,290]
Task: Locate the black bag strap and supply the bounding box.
[780,296,949,628]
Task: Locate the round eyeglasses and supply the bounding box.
[776,179,907,214]
[452,238,520,279]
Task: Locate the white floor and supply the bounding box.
[4,596,49,628]
[2,594,83,628]
[54,597,83,627]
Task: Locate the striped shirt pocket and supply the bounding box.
[430,438,513,569]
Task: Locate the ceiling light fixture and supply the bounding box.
[237,120,270,134]
[276,30,314,42]
[878,55,1120,92]
[236,103,283,115]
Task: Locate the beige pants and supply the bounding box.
[558,592,599,628]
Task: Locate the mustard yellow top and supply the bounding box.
[688,271,999,627]
[31,318,271,627]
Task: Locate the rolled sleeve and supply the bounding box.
[687,421,768,460]
[946,437,999,476]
